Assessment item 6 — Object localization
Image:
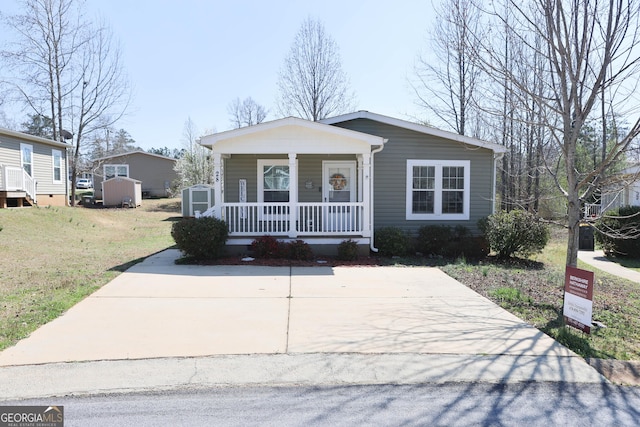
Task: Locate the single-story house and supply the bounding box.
[198,111,507,254]
[92,150,178,199]
[0,127,69,208]
[599,164,640,212]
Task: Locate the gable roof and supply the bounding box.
[0,127,70,149]
[199,116,386,154]
[321,111,508,154]
[92,150,177,162]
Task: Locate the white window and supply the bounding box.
[104,164,129,180]
[21,143,33,176]
[257,159,291,219]
[52,149,62,182]
[257,159,290,203]
[406,160,470,220]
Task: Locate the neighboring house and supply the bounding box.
[597,164,640,214]
[198,111,507,254]
[0,127,69,208]
[92,150,178,199]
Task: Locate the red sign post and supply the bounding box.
[563,266,595,334]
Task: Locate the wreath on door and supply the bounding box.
[329,173,347,190]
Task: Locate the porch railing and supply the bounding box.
[1,165,37,204]
[584,203,601,219]
[222,202,365,236]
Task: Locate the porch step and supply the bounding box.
[0,191,35,208]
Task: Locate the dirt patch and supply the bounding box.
[587,359,640,386]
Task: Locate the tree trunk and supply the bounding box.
[566,193,581,267]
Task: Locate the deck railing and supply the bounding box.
[1,165,37,204]
[222,202,365,236]
[584,203,601,219]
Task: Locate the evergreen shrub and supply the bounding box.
[171,217,228,260]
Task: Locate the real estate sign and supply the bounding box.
[563,266,595,334]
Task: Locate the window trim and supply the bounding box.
[406,159,470,220]
[257,159,291,204]
[103,164,129,180]
[21,143,33,177]
[52,149,62,183]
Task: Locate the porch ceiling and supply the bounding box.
[199,117,385,155]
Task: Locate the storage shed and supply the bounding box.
[102,176,142,208]
[181,184,215,217]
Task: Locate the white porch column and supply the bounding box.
[361,153,371,237]
[357,156,364,203]
[213,153,223,219]
[288,153,298,238]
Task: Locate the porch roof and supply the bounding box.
[199,117,386,155]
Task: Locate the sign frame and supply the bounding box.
[563,266,595,334]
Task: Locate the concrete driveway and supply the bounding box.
[0,250,605,398]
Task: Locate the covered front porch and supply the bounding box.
[199,117,386,251]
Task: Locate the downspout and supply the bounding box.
[369,140,386,252]
[492,151,505,214]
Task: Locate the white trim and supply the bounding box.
[93,150,176,162]
[257,159,291,203]
[226,237,371,246]
[321,111,507,154]
[103,164,129,179]
[257,159,293,221]
[52,149,62,183]
[406,159,470,220]
[0,127,69,148]
[322,160,357,203]
[20,143,33,177]
[201,116,384,148]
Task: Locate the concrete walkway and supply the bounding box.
[0,250,605,400]
[579,250,640,283]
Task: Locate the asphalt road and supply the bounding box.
[6,383,640,426]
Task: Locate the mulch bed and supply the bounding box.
[189,256,385,267]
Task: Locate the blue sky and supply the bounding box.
[2,0,437,150]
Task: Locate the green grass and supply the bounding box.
[0,199,180,351]
[610,257,640,273]
[441,225,640,360]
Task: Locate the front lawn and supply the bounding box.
[0,199,179,351]
[440,226,640,361]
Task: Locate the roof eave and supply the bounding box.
[321,111,508,154]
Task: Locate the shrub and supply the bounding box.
[416,225,453,256]
[479,210,549,259]
[250,235,285,258]
[337,239,360,261]
[416,225,478,258]
[171,217,228,260]
[286,239,314,260]
[375,226,410,257]
[595,206,640,258]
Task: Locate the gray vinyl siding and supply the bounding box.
[332,119,495,235]
[93,152,178,198]
[224,154,355,203]
[0,132,67,195]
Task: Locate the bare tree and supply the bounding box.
[2,0,87,142]
[67,21,130,204]
[3,0,130,205]
[276,17,355,121]
[412,0,484,137]
[174,118,213,187]
[227,97,267,128]
[476,0,640,267]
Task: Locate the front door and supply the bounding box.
[323,161,356,232]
